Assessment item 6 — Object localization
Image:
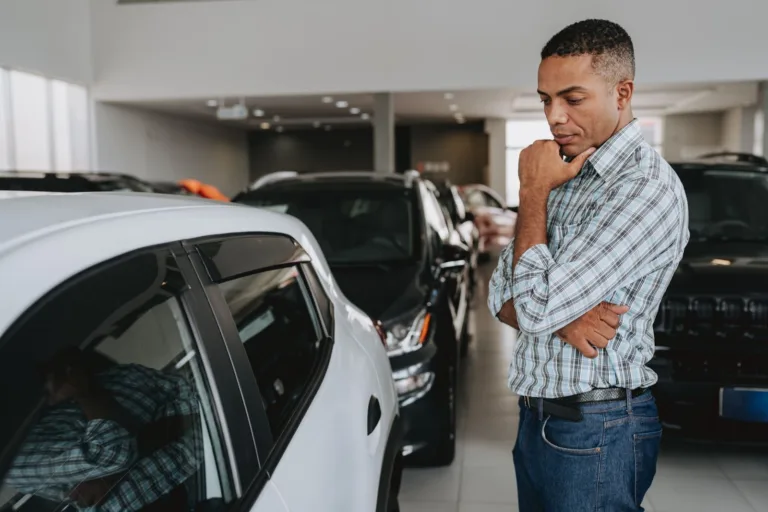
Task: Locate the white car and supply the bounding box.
[0,192,402,512]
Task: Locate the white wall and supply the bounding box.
[485,119,507,202]
[0,0,91,84]
[91,0,768,101]
[93,103,250,196]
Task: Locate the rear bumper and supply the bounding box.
[649,350,768,444]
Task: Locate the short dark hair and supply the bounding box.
[541,19,635,84]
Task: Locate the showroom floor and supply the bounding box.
[399,263,768,512]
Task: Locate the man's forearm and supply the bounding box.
[512,187,549,268]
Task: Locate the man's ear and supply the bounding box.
[616,80,634,110]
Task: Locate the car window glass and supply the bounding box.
[237,188,417,264]
[216,266,324,443]
[465,189,488,208]
[484,192,502,209]
[0,251,234,512]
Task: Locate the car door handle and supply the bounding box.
[367,395,382,435]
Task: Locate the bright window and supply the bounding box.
[10,71,51,171]
[0,69,90,172]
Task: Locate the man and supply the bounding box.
[6,347,201,512]
[488,19,689,511]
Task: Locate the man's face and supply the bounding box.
[537,54,623,158]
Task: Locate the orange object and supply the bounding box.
[178,179,229,202]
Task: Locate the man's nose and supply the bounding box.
[546,102,568,126]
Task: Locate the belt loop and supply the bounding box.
[537,398,544,421]
[626,388,633,414]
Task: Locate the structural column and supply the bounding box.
[373,92,395,172]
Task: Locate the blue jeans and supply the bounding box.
[512,390,662,511]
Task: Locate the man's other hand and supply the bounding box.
[497,300,519,329]
[556,302,629,358]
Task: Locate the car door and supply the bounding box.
[188,233,386,512]
[0,244,275,512]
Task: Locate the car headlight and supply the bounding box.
[383,310,432,357]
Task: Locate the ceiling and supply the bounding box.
[119,81,760,132]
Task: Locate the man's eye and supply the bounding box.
[567,98,584,106]
[539,98,551,105]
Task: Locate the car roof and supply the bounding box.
[0,192,334,335]
[245,170,421,192]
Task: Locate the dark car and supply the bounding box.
[426,180,480,307]
[233,170,471,466]
[0,171,157,193]
[650,154,768,444]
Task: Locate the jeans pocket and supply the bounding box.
[540,415,603,456]
[633,428,662,506]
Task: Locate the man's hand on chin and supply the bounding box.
[518,140,595,193]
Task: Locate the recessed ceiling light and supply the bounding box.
[350,107,361,115]
[313,121,321,128]
[207,99,218,107]
[361,113,370,120]
[444,93,454,100]
[260,122,271,130]
[336,100,349,108]
[322,96,333,103]
[276,126,285,133]
[253,109,265,117]
[273,115,281,122]
[449,104,458,111]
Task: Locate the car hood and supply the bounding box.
[329,262,428,321]
[667,242,768,294]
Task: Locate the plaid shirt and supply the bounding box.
[489,119,690,398]
[5,363,201,512]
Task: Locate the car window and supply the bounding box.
[483,191,503,209]
[465,189,489,208]
[0,250,235,512]
[216,265,325,444]
[237,187,418,264]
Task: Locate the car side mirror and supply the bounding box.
[440,242,469,272]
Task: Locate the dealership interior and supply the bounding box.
[2,1,768,511]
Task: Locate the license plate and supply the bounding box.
[719,388,768,423]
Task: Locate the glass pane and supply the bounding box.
[0,69,11,171]
[755,110,764,157]
[51,80,72,172]
[0,251,235,511]
[506,148,522,207]
[218,266,321,441]
[68,83,90,171]
[10,71,51,171]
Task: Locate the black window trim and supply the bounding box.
[0,242,258,508]
[184,233,335,509]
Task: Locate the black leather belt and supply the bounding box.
[521,387,650,422]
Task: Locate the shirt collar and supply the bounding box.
[576,118,644,179]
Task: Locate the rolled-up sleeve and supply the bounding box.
[487,240,516,318]
[511,178,681,336]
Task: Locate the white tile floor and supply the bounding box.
[399,263,768,512]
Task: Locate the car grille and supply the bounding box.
[655,296,768,338]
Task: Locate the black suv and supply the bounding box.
[234,170,471,466]
[650,153,768,443]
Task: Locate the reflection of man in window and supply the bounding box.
[5,348,201,512]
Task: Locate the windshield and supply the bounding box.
[0,174,154,193]
[677,169,768,241]
[238,187,419,264]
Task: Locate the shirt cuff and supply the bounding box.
[511,243,555,300]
